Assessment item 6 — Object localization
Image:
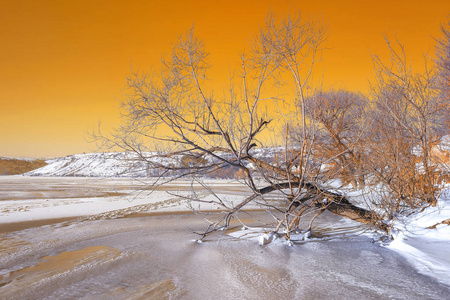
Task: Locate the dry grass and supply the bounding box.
[0,158,47,175]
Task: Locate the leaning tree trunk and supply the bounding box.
[198,181,388,240]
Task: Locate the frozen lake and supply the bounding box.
[0,176,449,299]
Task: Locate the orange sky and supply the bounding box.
[1,0,449,158]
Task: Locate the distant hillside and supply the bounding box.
[26,152,153,177]
[0,157,47,175]
[25,149,279,178]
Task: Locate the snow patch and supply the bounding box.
[388,188,450,286]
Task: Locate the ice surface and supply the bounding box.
[0,176,252,224]
[1,214,449,299]
[1,176,450,299]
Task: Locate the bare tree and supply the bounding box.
[435,18,450,128]
[97,15,450,242]
[365,36,450,223]
[302,90,368,187]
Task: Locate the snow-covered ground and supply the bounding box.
[388,188,450,287]
[1,175,449,298]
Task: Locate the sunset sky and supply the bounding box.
[1,0,450,158]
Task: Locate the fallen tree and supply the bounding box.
[96,14,450,242]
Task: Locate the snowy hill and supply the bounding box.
[25,148,280,178]
[26,152,160,177]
